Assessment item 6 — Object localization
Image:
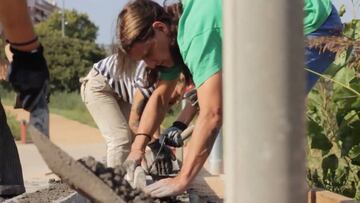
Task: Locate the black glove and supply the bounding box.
[160,121,187,147]
[9,45,49,111]
[147,139,176,176]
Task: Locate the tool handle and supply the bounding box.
[181,125,194,141]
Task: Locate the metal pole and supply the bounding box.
[61,0,65,37]
[223,0,306,202]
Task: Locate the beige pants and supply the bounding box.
[80,69,132,167]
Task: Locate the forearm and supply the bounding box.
[178,72,222,186]
[128,90,148,134]
[176,102,198,125]
[178,111,220,185]
[131,80,177,151]
[131,92,168,151]
[0,0,38,51]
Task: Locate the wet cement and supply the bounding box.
[5,180,73,203]
[78,156,154,203]
[78,156,185,203]
[5,155,187,203]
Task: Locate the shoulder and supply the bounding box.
[93,54,118,69]
[178,0,222,55]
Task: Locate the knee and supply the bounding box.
[105,131,132,150]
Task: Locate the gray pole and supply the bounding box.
[223,0,306,202]
[61,0,65,37]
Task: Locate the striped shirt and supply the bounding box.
[93,54,155,103]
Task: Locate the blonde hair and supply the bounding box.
[116,0,189,80]
[114,0,170,77]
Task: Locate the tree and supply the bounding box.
[35,9,106,92]
[36,9,98,42]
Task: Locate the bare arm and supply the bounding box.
[128,89,148,135]
[131,79,178,152]
[175,101,198,125]
[178,72,222,186]
[0,0,39,51]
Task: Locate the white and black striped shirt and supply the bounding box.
[93,54,155,103]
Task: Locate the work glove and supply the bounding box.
[146,139,176,176]
[145,177,186,198]
[123,150,144,188]
[160,121,187,147]
[8,45,49,111]
[183,88,198,107]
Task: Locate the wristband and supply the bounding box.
[6,36,38,47]
[135,133,152,140]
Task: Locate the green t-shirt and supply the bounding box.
[304,0,332,35]
[177,0,223,88]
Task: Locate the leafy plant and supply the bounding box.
[306,18,360,199]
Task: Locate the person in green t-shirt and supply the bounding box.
[116,0,342,198]
[117,0,222,197]
[304,0,343,91]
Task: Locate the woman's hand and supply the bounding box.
[144,176,188,198]
[123,149,144,184]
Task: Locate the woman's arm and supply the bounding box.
[0,0,39,51]
[178,72,222,184]
[128,89,148,135]
[175,101,198,125]
[160,100,198,147]
[145,72,222,197]
[131,78,178,151]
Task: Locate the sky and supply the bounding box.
[53,0,162,45]
[53,0,357,45]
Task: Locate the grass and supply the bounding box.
[5,110,21,140]
[0,86,96,127]
[49,91,96,127]
[161,103,182,130]
[1,86,181,132]
[0,84,15,105]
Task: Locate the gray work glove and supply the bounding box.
[146,139,176,176]
[160,121,187,147]
[9,45,49,111]
[122,151,143,188]
[183,88,198,107]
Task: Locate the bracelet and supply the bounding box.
[6,36,38,47]
[135,133,152,140]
